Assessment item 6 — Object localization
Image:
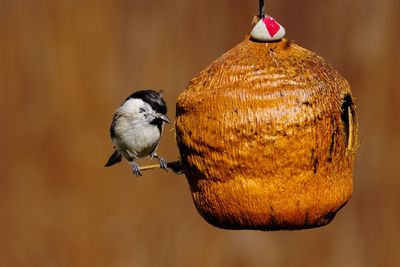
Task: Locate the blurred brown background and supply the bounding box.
[1,0,399,266]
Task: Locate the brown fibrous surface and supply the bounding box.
[176,37,358,230]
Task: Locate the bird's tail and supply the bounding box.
[105,149,122,167]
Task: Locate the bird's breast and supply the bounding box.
[115,122,161,158]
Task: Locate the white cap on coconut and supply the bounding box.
[251,16,285,42]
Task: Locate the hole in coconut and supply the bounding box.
[341,94,356,150]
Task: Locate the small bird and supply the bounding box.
[105,90,170,176]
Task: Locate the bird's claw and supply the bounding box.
[131,162,142,177]
[159,157,168,172]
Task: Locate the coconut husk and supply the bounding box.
[175,37,358,230]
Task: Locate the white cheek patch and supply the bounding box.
[250,16,285,42]
[118,98,155,123]
[120,98,145,114]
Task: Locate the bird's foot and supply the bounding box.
[159,157,168,172]
[131,161,142,177]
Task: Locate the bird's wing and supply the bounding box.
[110,112,122,139]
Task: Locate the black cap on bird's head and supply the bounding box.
[126,90,168,114]
[126,90,170,123]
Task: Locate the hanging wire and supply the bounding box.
[259,0,265,18]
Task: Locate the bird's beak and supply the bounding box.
[159,114,171,124]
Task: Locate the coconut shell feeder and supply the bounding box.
[173,1,358,230]
[136,1,358,231]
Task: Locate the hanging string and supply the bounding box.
[251,0,285,41]
[259,0,265,18]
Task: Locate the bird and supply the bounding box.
[105,90,170,176]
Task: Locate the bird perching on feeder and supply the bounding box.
[174,0,358,230]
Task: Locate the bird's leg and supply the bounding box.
[130,161,142,177]
[153,154,168,172]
